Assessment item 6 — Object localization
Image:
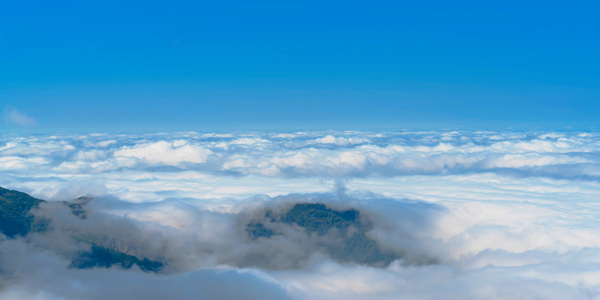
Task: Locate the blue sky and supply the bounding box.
[1,0,599,132]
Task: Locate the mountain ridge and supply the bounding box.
[0,186,164,272]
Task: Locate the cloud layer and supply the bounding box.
[1,131,598,182]
[1,130,600,299]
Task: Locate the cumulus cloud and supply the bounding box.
[2,130,600,299]
[3,107,36,127]
[0,131,599,182]
[22,188,440,272]
[3,185,600,299]
[114,140,212,167]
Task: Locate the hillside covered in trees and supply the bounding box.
[0,186,163,272]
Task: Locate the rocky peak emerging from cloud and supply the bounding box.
[0,186,43,237]
[246,203,396,267]
[0,186,163,272]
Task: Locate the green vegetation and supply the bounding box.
[283,203,359,235]
[0,186,163,272]
[66,196,92,219]
[248,202,397,266]
[246,222,275,238]
[72,245,163,272]
[0,187,43,237]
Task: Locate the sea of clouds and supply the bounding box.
[1,130,600,299]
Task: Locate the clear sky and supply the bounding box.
[1,0,599,133]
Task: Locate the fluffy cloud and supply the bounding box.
[0,131,598,181]
[0,237,293,300]
[3,187,600,299]
[114,140,213,167]
[1,130,600,299]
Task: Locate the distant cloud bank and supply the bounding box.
[0,131,598,181]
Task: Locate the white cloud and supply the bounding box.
[2,130,600,299]
[0,237,293,300]
[1,131,599,180]
[3,107,37,126]
[114,140,213,167]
